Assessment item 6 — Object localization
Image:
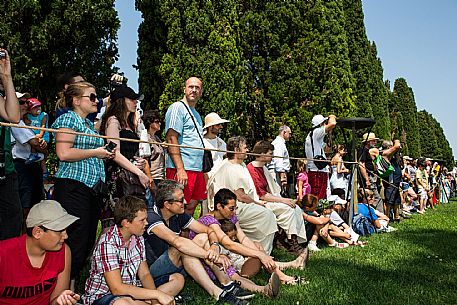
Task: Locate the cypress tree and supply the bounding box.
[392,78,421,157]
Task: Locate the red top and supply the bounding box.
[0,234,65,305]
[247,163,269,197]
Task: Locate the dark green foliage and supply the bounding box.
[391,78,421,157]
[136,0,453,161]
[417,110,454,167]
[0,0,119,112]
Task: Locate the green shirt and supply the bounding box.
[0,123,15,175]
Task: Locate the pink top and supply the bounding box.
[297,172,311,199]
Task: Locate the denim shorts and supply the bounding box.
[92,294,119,305]
[149,249,186,287]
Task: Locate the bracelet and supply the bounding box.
[210,241,221,252]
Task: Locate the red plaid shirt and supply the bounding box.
[82,225,145,304]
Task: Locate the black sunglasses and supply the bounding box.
[81,93,98,102]
[153,119,162,124]
[19,100,27,105]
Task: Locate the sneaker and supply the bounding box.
[216,290,249,305]
[224,281,255,300]
[307,241,320,252]
[25,153,44,164]
[174,293,193,304]
[329,242,349,249]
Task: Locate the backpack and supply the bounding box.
[352,214,375,236]
[373,155,394,179]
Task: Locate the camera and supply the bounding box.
[105,141,117,153]
[0,51,6,59]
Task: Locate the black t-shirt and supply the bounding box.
[144,206,193,265]
[391,157,403,185]
[358,147,375,173]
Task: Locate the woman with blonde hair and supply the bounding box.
[52,81,114,281]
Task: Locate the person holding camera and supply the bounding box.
[52,81,115,283]
[0,48,22,240]
[304,114,337,199]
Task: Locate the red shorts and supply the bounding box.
[308,171,328,199]
[166,168,207,203]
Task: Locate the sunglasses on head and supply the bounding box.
[81,93,98,102]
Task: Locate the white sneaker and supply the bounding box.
[308,242,320,252]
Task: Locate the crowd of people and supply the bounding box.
[1,48,456,305]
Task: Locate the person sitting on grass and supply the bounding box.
[0,200,80,305]
[144,180,250,305]
[357,189,396,233]
[321,195,366,246]
[191,188,307,287]
[299,194,349,251]
[82,195,175,305]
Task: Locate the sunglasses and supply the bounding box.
[81,93,98,102]
[170,198,185,205]
[19,100,27,105]
[153,119,161,124]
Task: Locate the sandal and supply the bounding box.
[282,275,309,286]
[329,242,349,249]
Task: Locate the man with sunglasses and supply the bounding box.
[0,48,22,241]
[0,199,80,305]
[144,180,248,305]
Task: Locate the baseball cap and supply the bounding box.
[327,194,347,205]
[311,114,328,128]
[26,200,79,231]
[27,98,42,110]
[110,86,143,103]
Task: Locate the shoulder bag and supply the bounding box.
[180,101,213,173]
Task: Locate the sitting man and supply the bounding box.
[83,195,175,305]
[0,200,80,305]
[144,180,248,305]
[207,136,278,255]
[246,140,307,254]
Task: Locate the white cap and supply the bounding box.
[327,195,347,205]
[311,114,328,128]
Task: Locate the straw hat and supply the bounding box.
[362,132,379,142]
[203,112,230,129]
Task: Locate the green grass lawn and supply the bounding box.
[78,201,457,304]
[182,201,457,305]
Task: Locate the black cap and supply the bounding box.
[110,86,143,102]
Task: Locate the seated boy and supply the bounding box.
[82,195,176,305]
[0,200,80,305]
[357,189,396,233]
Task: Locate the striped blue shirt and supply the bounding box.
[52,110,105,187]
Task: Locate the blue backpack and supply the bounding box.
[352,214,375,236]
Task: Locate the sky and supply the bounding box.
[114,0,457,157]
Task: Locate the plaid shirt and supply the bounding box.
[82,225,145,305]
[52,110,105,187]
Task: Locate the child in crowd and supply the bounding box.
[321,195,366,246]
[298,194,349,251]
[23,98,49,178]
[296,159,311,201]
[357,189,396,233]
[219,219,247,273]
